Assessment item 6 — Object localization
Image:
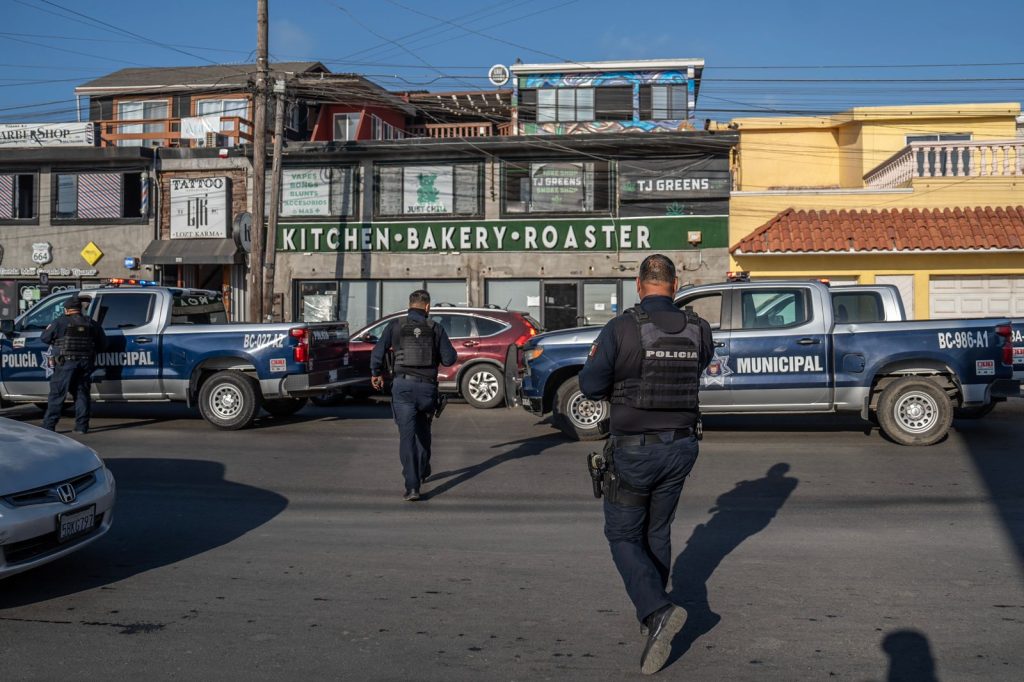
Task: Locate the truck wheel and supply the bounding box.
[198,370,259,430]
[461,365,504,409]
[876,376,953,446]
[954,403,997,420]
[263,397,308,418]
[553,376,609,441]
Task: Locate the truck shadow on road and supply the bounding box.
[421,433,565,500]
[666,463,800,666]
[0,458,288,609]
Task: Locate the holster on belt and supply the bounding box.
[599,440,650,507]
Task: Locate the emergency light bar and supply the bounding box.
[726,271,750,282]
[106,278,159,287]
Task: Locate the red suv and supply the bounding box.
[348,306,540,408]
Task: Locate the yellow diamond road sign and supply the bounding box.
[81,241,103,266]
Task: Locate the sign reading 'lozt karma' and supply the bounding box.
[169,177,230,239]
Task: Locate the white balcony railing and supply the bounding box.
[864,139,1024,188]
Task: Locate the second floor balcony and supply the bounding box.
[98,116,254,148]
[865,138,1024,188]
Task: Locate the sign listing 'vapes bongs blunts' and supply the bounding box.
[281,168,332,216]
[170,177,230,239]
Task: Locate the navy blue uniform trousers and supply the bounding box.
[391,377,437,492]
[604,434,700,623]
[43,359,93,432]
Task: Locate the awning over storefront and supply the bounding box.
[142,238,243,265]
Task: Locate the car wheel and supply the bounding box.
[198,370,259,430]
[553,375,609,441]
[262,397,308,417]
[953,403,997,420]
[876,376,952,446]
[461,365,504,409]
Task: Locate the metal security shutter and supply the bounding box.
[928,275,1024,318]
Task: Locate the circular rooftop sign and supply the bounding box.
[487,64,510,87]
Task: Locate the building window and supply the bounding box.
[196,96,250,131]
[906,133,972,176]
[280,166,357,218]
[375,163,481,218]
[503,160,611,215]
[369,115,404,140]
[53,171,145,221]
[333,113,362,141]
[594,86,633,121]
[295,279,466,328]
[639,84,688,120]
[533,88,594,123]
[116,99,169,147]
[0,173,36,221]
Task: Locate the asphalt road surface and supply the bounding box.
[1,397,1022,681]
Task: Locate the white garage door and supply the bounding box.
[929,276,1024,318]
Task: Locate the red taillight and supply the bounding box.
[996,324,1013,365]
[291,327,309,364]
[514,324,538,348]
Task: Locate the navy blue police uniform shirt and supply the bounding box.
[41,313,106,355]
[369,308,458,382]
[578,294,714,435]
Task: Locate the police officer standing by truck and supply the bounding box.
[579,254,714,675]
[370,290,457,501]
[41,295,105,434]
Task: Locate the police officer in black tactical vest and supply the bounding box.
[370,289,457,501]
[41,295,106,434]
[579,254,714,675]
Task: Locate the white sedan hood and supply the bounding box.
[0,418,103,496]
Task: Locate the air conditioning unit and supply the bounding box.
[197,132,228,147]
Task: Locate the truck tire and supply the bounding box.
[461,364,504,409]
[954,403,997,420]
[876,376,953,446]
[198,370,260,430]
[263,397,308,418]
[553,375,609,441]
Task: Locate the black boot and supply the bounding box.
[640,604,686,675]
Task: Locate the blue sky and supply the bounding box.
[2,0,1023,121]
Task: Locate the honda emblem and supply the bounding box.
[56,482,77,504]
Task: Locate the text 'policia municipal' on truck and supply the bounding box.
[0,280,358,429]
[518,277,1019,447]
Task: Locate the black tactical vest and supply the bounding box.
[611,306,701,410]
[394,316,437,368]
[57,315,97,360]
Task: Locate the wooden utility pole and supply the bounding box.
[263,79,286,319]
[248,0,269,322]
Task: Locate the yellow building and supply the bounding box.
[727,103,1024,319]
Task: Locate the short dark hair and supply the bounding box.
[409,289,431,306]
[638,254,676,284]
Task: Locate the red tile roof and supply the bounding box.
[731,206,1024,255]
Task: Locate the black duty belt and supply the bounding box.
[611,427,695,447]
[396,373,437,385]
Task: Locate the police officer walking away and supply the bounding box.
[41,295,105,434]
[579,254,713,675]
[370,290,457,501]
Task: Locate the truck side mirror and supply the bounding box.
[0,319,14,336]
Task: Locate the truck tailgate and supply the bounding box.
[305,322,355,386]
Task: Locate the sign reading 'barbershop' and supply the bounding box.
[277,216,727,253]
[0,122,95,148]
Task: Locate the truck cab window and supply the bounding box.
[678,293,723,330]
[17,292,76,331]
[95,293,156,329]
[741,290,809,329]
[171,292,227,324]
[831,292,883,323]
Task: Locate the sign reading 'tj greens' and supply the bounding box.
[277,216,727,253]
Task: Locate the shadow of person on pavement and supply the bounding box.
[882,629,939,682]
[0,458,288,609]
[420,433,564,500]
[666,462,799,664]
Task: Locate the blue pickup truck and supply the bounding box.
[0,282,356,429]
[519,279,1017,446]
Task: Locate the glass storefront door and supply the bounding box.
[542,282,580,331]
